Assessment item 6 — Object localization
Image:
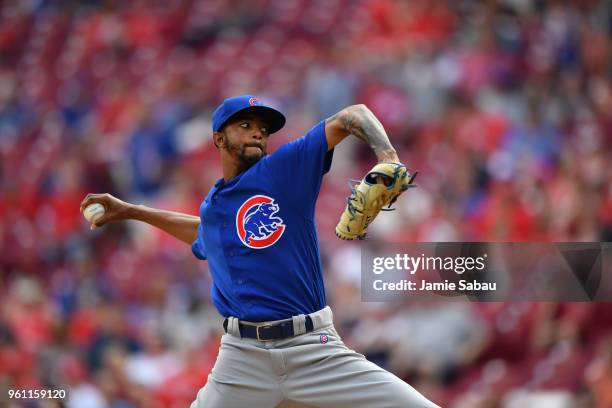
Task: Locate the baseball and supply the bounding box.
[83,203,105,224]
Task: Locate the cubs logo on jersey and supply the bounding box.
[236,195,285,249]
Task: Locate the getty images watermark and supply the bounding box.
[361,243,611,301]
[372,253,493,292]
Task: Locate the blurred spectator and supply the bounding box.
[585,336,612,408]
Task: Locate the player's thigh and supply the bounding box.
[290,354,439,408]
[190,335,283,408]
[190,377,284,408]
[285,330,440,408]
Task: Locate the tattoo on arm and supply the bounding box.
[331,105,398,162]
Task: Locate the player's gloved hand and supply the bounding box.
[79,193,133,230]
[335,162,417,240]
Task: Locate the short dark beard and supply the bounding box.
[223,134,264,167]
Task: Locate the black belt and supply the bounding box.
[223,315,314,341]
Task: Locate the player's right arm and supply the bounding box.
[79,193,200,245]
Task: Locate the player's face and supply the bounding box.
[219,114,270,166]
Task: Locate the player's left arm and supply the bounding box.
[325,104,399,163]
[328,105,418,240]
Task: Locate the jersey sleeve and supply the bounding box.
[263,120,333,216]
[191,223,207,260]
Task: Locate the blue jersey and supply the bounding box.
[192,121,334,321]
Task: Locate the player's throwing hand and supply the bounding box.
[79,193,133,230]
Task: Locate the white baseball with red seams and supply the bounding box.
[83,203,105,224]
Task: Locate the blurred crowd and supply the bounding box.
[0,0,611,407]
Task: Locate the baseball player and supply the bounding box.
[80,95,439,408]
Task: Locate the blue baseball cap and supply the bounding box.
[212,95,286,134]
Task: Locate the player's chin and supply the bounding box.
[240,151,264,166]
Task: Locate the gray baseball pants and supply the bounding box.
[190,307,440,408]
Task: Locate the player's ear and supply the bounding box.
[213,131,224,149]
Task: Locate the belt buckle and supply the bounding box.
[256,324,274,341]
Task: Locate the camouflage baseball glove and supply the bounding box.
[335,163,417,240]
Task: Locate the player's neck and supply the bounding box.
[221,157,249,181]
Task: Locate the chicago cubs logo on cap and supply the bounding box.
[248,97,260,106]
[236,195,285,249]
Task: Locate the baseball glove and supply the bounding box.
[335,163,417,240]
